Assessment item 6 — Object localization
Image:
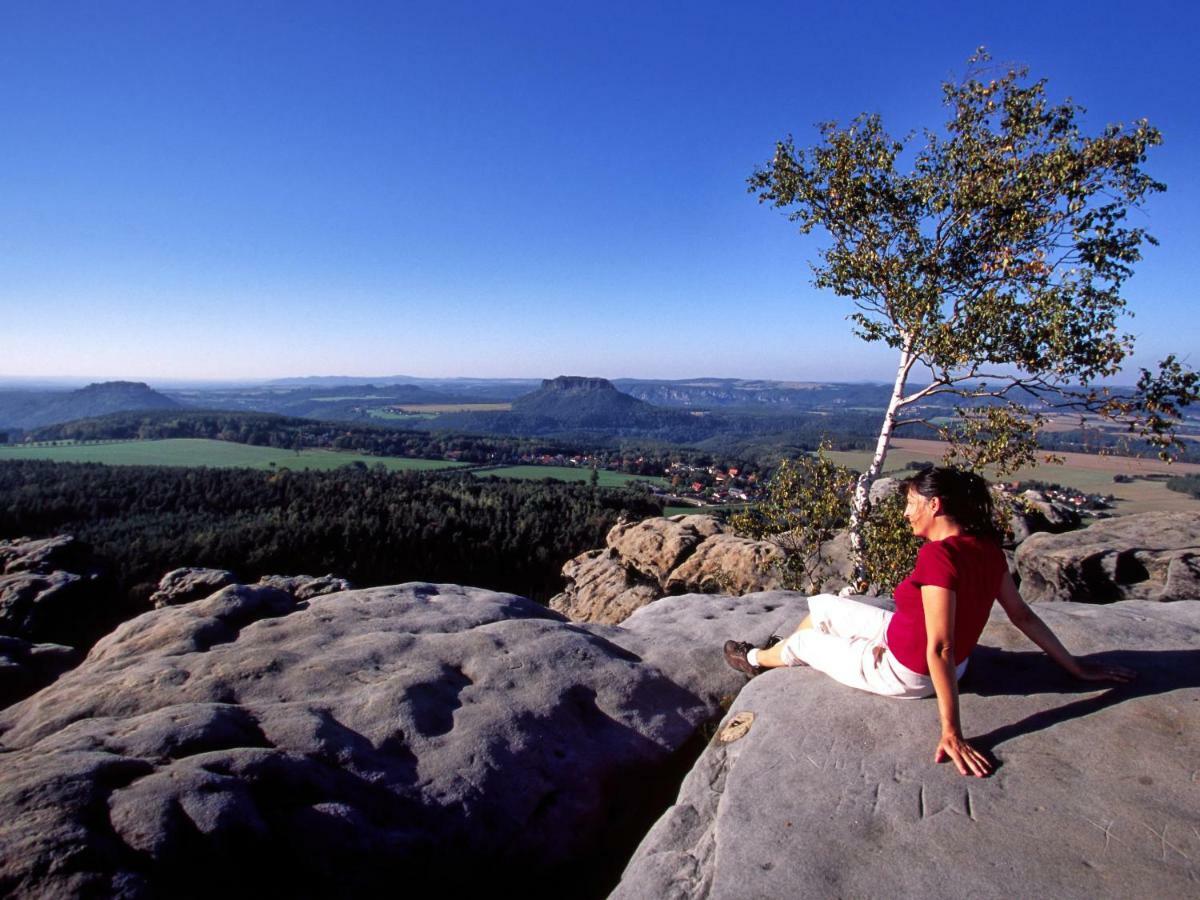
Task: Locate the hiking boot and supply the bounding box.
[723,640,764,678]
[759,634,782,650]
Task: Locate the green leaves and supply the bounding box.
[750,48,1195,572]
[728,444,855,593]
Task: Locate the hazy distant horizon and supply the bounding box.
[0,370,1155,392]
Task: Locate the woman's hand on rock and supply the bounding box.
[934,732,992,777]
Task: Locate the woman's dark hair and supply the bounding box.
[901,466,1001,542]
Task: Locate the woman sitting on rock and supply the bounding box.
[723,466,1135,778]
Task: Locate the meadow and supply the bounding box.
[0,439,467,472]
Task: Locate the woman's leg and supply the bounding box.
[751,611,817,668]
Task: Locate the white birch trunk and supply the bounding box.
[847,345,913,587]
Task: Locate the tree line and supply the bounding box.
[0,460,662,604]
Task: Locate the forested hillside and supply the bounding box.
[0,461,662,603]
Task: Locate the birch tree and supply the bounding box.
[748,49,1197,581]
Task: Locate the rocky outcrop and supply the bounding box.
[0,534,92,574]
[255,573,351,599]
[0,636,80,708]
[149,567,238,607]
[0,535,114,648]
[549,549,662,624]
[0,582,711,897]
[151,570,351,608]
[665,534,788,595]
[1008,489,1084,544]
[1016,510,1200,603]
[614,598,1200,898]
[550,515,785,624]
[608,515,724,584]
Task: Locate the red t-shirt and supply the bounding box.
[886,534,1008,675]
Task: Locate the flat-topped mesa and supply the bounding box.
[539,375,617,392]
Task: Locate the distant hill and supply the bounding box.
[424,375,700,437]
[510,376,662,426]
[0,381,181,430]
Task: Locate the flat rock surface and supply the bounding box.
[1016,510,1200,603]
[614,600,1200,899]
[0,582,710,897]
[591,591,815,714]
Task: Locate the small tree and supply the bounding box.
[749,48,1197,582]
[728,445,856,593]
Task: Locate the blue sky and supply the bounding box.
[1,1,1197,384]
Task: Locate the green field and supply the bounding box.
[0,439,468,472]
[365,408,438,420]
[474,465,668,488]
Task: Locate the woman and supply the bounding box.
[723,466,1135,777]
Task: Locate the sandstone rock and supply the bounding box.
[548,549,660,624]
[665,534,784,595]
[0,582,710,896]
[1007,489,1083,545]
[554,516,784,625]
[615,599,1200,898]
[255,573,351,599]
[0,636,80,708]
[607,516,724,586]
[149,567,237,608]
[1016,511,1200,603]
[869,476,902,504]
[0,537,119,648]
[590,590,816,714]
[0,570,81,638]
[0,534,87,574]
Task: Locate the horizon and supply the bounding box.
[2,1,1197,382]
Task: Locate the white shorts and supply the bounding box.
[780,594,967,700]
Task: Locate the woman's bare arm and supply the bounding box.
[995,573,1135,682]
[922,585,992,777]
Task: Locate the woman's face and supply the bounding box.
[903,487,937,539]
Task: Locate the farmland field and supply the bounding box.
[826,438,1200,515]
[474,465,668,488]
[0,439,468,472]
[392,403,512,413]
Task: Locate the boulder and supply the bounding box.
[614,599,1200,898]
[869,476,903,505]
[0,534,91,574]
[606,515,724,586]
[552,515,784,625]
[665,535,785,595]
[548,549,660,625]
[0,635,80,708]
[0,570,80,637]
[255,573,351,600]
[0,582,711,897]
[149,567,238,608]
[0,534,119,647]
[1016,511,1200,603]
[1008,489,1083,545]
[0,569,101,646]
